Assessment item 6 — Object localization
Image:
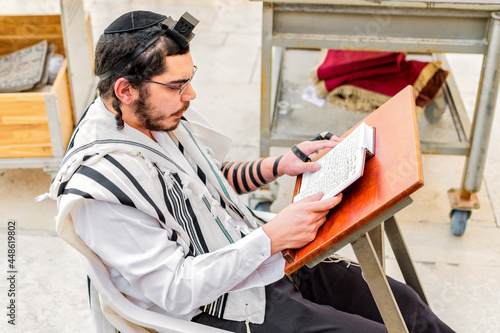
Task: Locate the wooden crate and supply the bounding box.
[0,14,92,159]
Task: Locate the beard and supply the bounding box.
[132,87,189,132]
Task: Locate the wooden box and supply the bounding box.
[0,14,92,159]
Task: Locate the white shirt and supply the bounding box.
[71,132,285,321]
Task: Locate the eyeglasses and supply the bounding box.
[144,65,197,95]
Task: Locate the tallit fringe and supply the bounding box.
[163,172,175,190]
[224,215,236,232]
[35,193,51,202]
[245,304,251,333]
[182,183,193,200]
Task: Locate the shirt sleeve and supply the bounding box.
[71,199,285,316]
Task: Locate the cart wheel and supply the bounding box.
[450,209,471,236]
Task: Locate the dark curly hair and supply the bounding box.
[94,24,189,129]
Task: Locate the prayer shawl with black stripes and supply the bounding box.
[40,97,267,332]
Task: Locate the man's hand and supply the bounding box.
[278,132,342,177]
[262,192,343,255]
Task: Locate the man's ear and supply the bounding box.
[113,77,138,105]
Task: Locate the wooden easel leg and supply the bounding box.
[384,216,429,305]
[352,233,409,333]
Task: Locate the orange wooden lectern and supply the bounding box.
[285,86,427,333]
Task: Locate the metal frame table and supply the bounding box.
[254,0,500,235]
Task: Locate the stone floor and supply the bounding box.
[0,0,499,332]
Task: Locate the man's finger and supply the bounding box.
[298,192,324,203]
[317,216,327,227]
[320,132,342,142]
[301,162,321,173]
[308,193,343,212]
[297,140,339,155]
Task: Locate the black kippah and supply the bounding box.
[104,11,166,34]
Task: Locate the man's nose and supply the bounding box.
[181,83,196,101]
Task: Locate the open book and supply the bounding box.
[294,122,375,202]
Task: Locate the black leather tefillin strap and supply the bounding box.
[291,132,335,163]
[309,132,334,141]
[291,145,311,163]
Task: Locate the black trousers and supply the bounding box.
[192,261,455,333]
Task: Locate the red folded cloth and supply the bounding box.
[317,50,405,81]
[314,49,449,112]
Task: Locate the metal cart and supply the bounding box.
[254,0,500,236]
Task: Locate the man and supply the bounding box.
[45,10,454,333]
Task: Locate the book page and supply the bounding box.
[296,123,371,201]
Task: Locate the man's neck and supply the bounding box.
[101,97,157,142]
[101,97,116,116]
